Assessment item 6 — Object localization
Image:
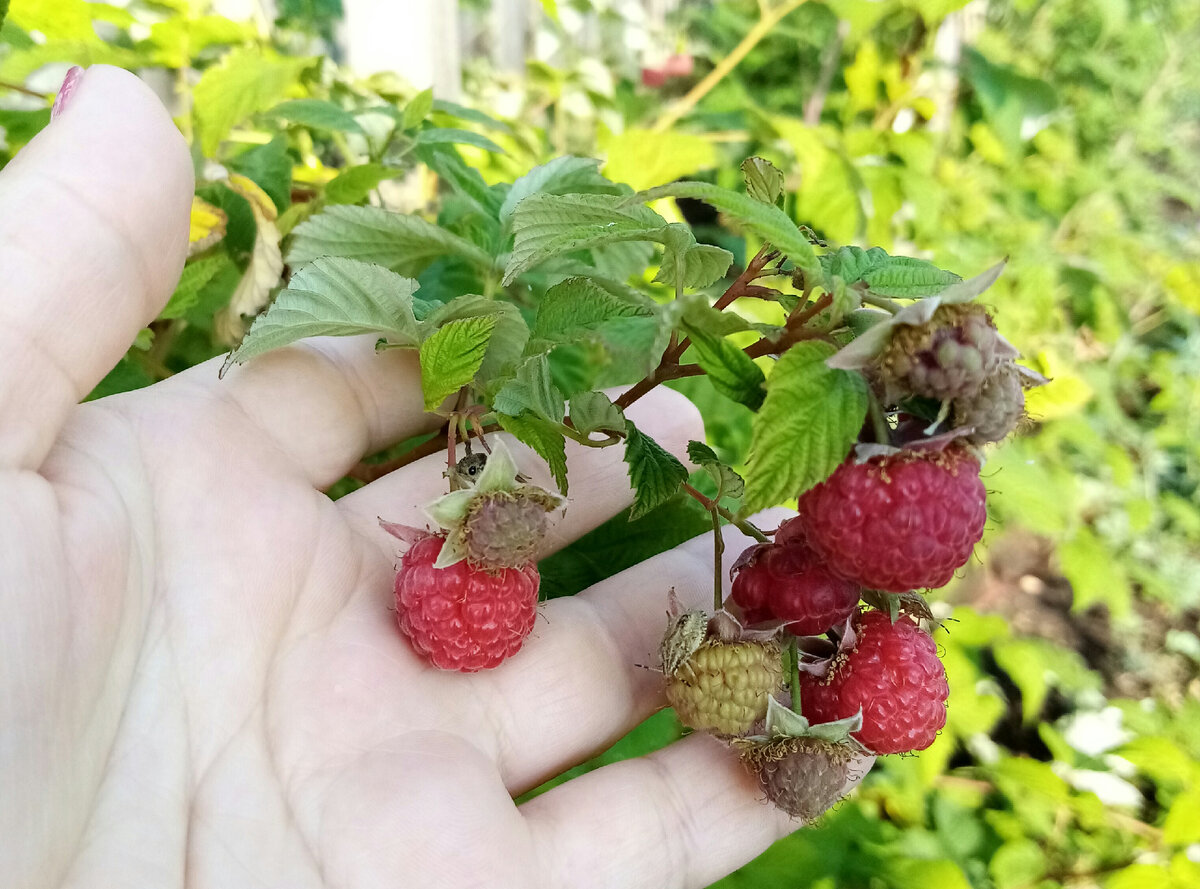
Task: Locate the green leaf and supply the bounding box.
[687,440,744,500]
[504,193,668,284]
[162,255,231,320]
[403,88,434,130]
[227,136,292,211]
[632,181,820,282]
[624,420,688,520]
[499,156,620,229]
[415,127,505,155]
[741,342,868,515]
[680,323,766,410]
[530,277,654,349]
[492,355,565,422]
[742,157,785,206]
[602,129,718,192]
[263,98,364,134]
[424,294,529,381]
[193,48,312,156]
[418,315,497,411]
[288,205,495,277]
[324,163,402,205]
[222,257,422,373]
[1163,789,1200,845]
[0,0,9,31]
[418,145,504,217]
[821,246,961,298]
[653,224,734,291]
[431,99,511,132]
[496,412,568,494]
[568,391,626,437]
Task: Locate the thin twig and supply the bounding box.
[0,79,49,100]
[652,0,810,132]
[803,20,848,125]
[682,483,771,543]
[710,507,724,611]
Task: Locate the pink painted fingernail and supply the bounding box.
[51,66,84,121]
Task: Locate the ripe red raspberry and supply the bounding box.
[730,530,860,635]
[796,446,986,591]
[799,610,948,754]
[394,534,539,672]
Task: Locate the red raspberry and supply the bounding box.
[394,535,539,672]
[730,530,860,635]
[796,446,986,591]
[799,610,948,754]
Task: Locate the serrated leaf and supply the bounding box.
[741,342,869,515]
[403,88,434,130]
[324,163,402,205]
[530,276,654,350]
[504,193,668,284]
[418,315,497,411]
[624,421,688,520]
[499,156,620,229]
[288,205,495,276]
[687,440,745,500]
[568,391,626,437]
[497,412,569,494]
[821,246,961,298]
[222,257,422,373]
[742,157,785,205]
[162,254,231,320]
[424,294,529,382]
[263,98,365,134]
[653,224,734,291]
[632,181,820,282]
[415,127,506,155]
[492,355,565,422]
[193,48,312,156]
[680,323,766,410]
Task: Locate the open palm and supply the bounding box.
[1,68,844,889]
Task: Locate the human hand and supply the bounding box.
[1,67,861,889]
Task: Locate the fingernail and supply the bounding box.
[51,66,84,121]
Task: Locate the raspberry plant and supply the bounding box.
[222,152,1039,815]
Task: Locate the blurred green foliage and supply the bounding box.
[2,1,1198,887]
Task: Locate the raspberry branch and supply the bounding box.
[681,482,770,544]
[787,637,802,714]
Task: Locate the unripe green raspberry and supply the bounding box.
[739,737,854,821]
[952,361,1025,444]
[462,486,561,570]
[881,304,1004,401]
[666,641,783,736]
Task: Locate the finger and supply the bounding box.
[521,732,875,889]
[336,386,704,560]
[158,336,437,489]
[490,510,793,793]
[0,66,193,469]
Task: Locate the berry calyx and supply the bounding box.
[796,445,986,592]
[665,639,783,736]
[799,610,948,754]
[425,440,564,570]
[393,533,540,672]
[730,529,861,635]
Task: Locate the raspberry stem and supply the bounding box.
[681,482,770,543]
[788,637,801,714]
[710,505,724,611]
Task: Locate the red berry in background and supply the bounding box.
[394,534,539,672]
[796,445,986,592]
[800,610,948,754]
[731,531,860,635]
